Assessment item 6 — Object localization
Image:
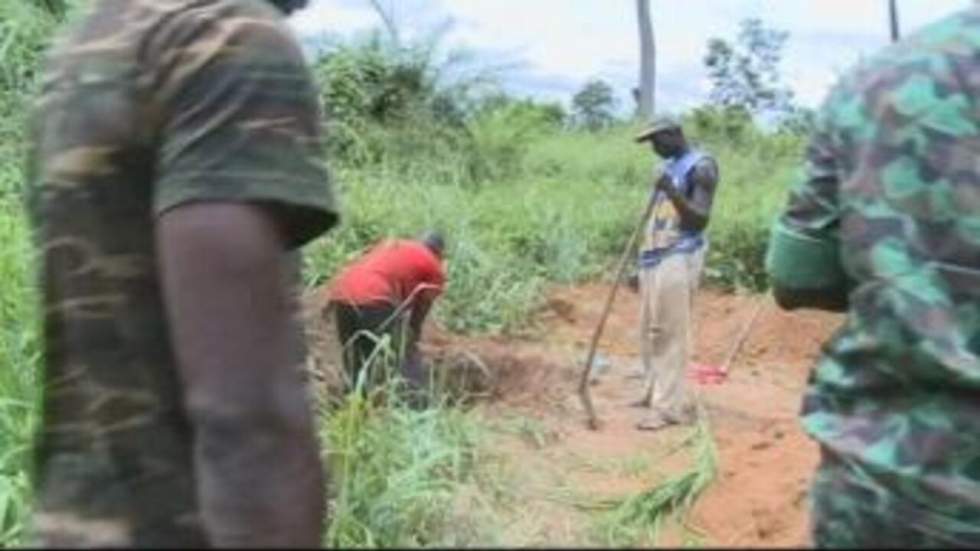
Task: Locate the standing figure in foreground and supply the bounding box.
[326,232,446,400]
[632,117,719,432]
[766,6,980,547]
[27,0,337,546]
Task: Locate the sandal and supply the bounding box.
[636,412,676,432]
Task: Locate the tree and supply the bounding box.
[635,0,656,120]
[572,79,617,131]
[703,18,794,119]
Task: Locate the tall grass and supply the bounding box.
[0,0,56,544]
[0,194,40,547]
[320,365,490,547]
[304,121,800,335]
[303,153,648,334]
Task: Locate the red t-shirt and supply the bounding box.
[329,239,445,307]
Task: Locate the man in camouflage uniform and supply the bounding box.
[766,5,980,547]
[632,117,719,432]
[26,0,337,546]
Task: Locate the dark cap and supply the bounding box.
[420,230,446,257]
[635,115,682,143]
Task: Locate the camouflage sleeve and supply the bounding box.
[150,3,338,249]
[766,98,849,290]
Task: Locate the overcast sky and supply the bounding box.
[290,0,975,114]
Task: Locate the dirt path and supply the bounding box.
[422,284,843,547]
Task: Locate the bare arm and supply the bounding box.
[157,202,324,547]
[659,159,719,232]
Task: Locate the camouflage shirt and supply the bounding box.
[767,7,980,536]
[26,0,336,545]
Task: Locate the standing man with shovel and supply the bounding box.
[632,117,719,432]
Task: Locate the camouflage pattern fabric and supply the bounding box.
[810,449,980,549]
[767,6,980,545]
[26,0,336,546]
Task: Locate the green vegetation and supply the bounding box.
[589,414,719,546]
[0,2,806,547]
[322,383,489,547]
[0,0,58,544]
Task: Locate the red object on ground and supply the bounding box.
[689,362,728,385]
[329,239,445,307]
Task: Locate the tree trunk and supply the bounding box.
[888,0,901,43]
[368,0,401,47]
[636,0,656,120]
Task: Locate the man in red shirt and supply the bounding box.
[327,232,446,398]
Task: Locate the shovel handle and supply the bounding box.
[578,192,658,430]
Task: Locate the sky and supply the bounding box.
[289,0,976,114]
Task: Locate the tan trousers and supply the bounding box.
[638,247,705,418]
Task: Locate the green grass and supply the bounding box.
[587,414,719,547]
[0,0,53,543]
[0,195,40,547]
[320,373,491,548]
[304,154,647,334]
[304,122,799,335]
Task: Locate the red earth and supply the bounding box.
[428,284,841,546]
[308,283,844,546]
